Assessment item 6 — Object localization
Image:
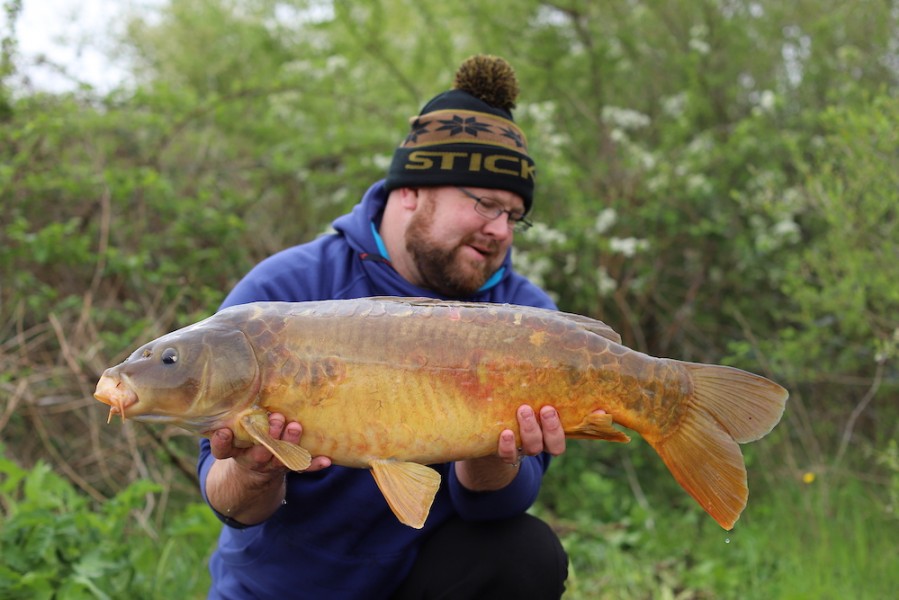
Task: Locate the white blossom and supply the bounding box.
[527,222,567,245]
[609,236,650,257]
[689,38,711,54]
[662,93,688,118]
[371,153,392,171]
[686,174,713,195]
[774,219,799,237]
[597,267,617,297]
[759,90,776,111]
[689,25,710,54]
[594,208,617,234]
[602,106,651,130]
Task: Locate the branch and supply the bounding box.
[834,359,885,468]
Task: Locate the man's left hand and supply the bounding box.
[497,405,567,466]
[455,404,569,492]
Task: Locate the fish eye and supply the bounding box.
[161,348,178,365]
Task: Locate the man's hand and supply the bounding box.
[455,404,572,492]
[205,413,330,526]
[497,405,567,466]
[209,412,331,474]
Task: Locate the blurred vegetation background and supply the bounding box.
[1,0,897,598]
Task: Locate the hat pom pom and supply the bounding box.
[453,55,519,111]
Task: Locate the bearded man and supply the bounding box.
[199,55,570,600]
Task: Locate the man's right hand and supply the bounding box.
[205,412,331,526]
[209,412,332,474]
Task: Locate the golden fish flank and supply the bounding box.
[93,296,788,530]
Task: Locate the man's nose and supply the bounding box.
[482,212,514,238]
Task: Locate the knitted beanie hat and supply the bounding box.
[385,55,536,213]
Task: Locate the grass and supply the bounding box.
[3,442,896,598]
[547,469,899,599]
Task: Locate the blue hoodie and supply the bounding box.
[199,181,557,599]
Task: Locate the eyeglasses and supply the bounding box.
[455,187,533,232]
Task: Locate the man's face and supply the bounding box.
[404,187,522,297]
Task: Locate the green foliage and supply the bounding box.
[0,0,21,92]
[778,95,899,374]
[540,452,899,599]
[0,448,219,599]
[873,439,899,521]
[2,1,898,597]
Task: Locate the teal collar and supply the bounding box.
[371,222,390,260]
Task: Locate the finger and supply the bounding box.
[268,413,287,438]
[497,430,519,464]
[263,422,302,471]
[305,456,332,472]
[517,405,543,455]
[539,406,566,456]
[210,429,235,459]
[243,443,277,469]
[282,422,302,444]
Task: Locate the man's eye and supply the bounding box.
[479,198,501,212]
[161,348,178,365]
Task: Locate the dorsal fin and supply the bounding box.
[550,309,622,344]
[365,297,622,344]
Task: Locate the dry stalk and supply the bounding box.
[0,378,26,434]
[834,359,885,468]
[621,452,654,531]
[25,397,107,503]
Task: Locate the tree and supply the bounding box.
[1,0,896,527]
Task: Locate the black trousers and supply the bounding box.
[390,513,569,600]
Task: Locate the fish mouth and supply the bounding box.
[94,374,138,424]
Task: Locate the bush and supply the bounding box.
[0,447,219,599]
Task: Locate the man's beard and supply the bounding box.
[405,202,500,298]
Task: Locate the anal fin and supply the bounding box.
[370,460,441,529]
[241,413,312,471]
[565,411,631,443]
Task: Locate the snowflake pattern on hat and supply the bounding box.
[436,115,493,137]
[405,119,432,144]
[498,126,525,148]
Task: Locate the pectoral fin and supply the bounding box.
[241,413,312,471]
[369,460,441,529]
[565,411,631,443]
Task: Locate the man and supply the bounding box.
[199,55,570,599]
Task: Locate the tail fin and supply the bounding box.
[646,363,788,530]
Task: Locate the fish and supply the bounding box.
[93,296,788,530]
